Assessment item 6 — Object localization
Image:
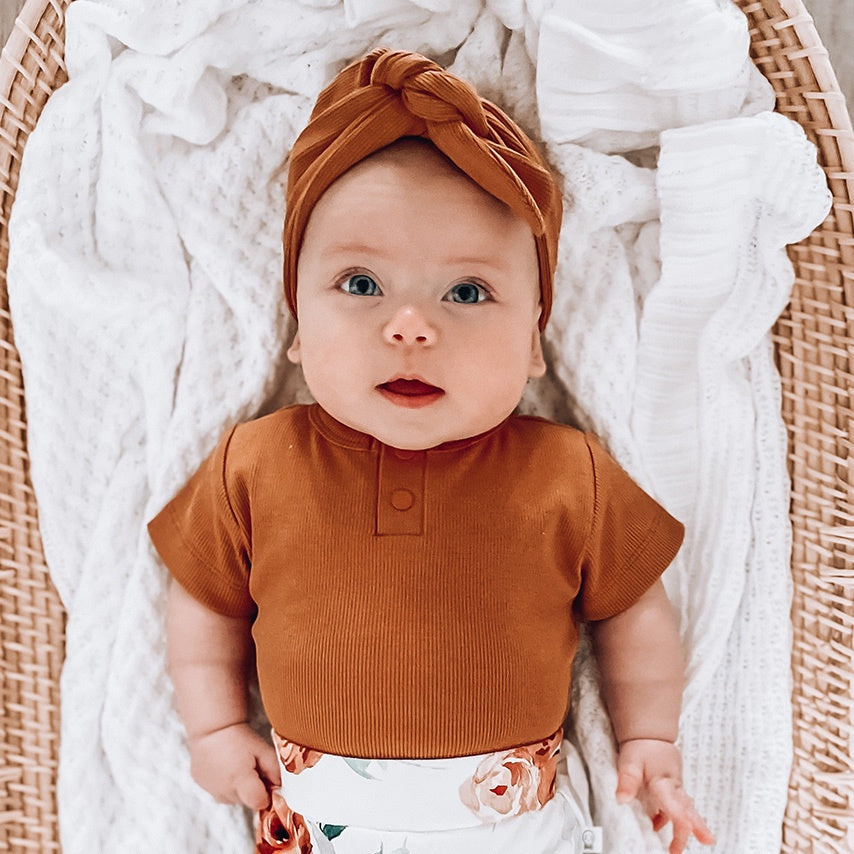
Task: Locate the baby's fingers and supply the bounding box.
[687,814,715,848]
[670,818,692,854]
[615,759,644,805]
[669,813,715,854]
[236,770,272,812]
[256,744,283,791]
[650,779,714,852]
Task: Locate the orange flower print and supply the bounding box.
[273,732,323,775]
[524,729,562,807]
[459,730,562,823]
[255,790,312,854]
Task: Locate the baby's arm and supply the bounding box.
[167,579,280,810]
[590,580,714,853]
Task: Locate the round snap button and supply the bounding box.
[390,488,415,511]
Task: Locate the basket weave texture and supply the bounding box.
[0,1,851,852]
[0,2,68,850]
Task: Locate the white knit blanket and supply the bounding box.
[6,1,831,852]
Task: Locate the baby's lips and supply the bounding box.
[379,378,444,396]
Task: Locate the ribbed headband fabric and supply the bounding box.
[283,48,563,330]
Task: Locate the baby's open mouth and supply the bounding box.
[377,378,445,408]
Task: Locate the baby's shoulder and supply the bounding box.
[506,413,590,453]
[226,404,313,461]
[503,414,597,478]
[498,417,601,516]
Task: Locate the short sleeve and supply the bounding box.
[147,427,255,618]
[575,434,684,622]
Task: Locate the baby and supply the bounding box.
[149,49,714,853]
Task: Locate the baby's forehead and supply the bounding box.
[324,138,519,219]
[345,138,469,185]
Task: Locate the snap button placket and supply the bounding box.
[376,445,425,535]
[391,488,415,510]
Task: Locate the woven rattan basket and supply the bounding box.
[1,1,852,851]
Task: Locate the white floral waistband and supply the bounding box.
[270,729,564,834]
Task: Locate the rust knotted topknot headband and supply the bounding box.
[283,48,563,330]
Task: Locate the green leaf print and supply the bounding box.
[369,844,410,854]
[342,757,387,779]
[319,824,347,840]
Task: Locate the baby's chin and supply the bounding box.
[349,420,458,451]
[358,414,512,451]
[313,391,519,450]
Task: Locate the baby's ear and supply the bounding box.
[286,330,302,365]
[528,327,546,378]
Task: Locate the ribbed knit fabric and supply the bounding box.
[148,404,684,758]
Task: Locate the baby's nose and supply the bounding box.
[383,305,437,346]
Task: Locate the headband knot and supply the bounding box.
[369,50,490,135]
[283,48,563,330]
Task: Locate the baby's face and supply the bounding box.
[287,142,545,450]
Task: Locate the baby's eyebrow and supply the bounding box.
[322,241,390,259]
[322,242,506,273]
[443,255,506,271]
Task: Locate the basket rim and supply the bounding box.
[778,0,854,163]
[0,0,61,106]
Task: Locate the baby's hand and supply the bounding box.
[616,738,715,854]
[187,722,282,811]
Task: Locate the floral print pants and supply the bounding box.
[255,729,587,853]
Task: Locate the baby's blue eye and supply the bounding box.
[342,274,381,296]
[445,282,488,304]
